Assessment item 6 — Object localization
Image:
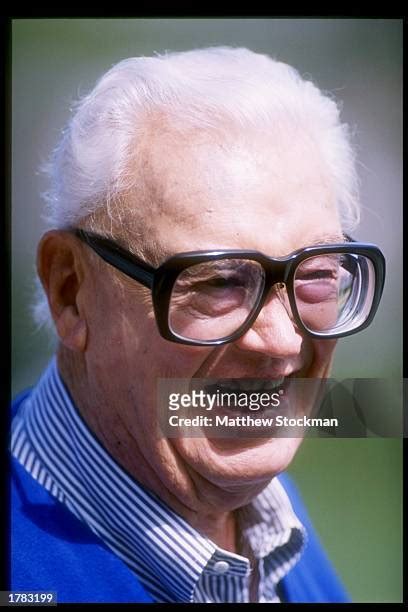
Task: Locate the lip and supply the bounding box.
[200,367,303,382]
[208,377,285,392]
[214,368,302,383]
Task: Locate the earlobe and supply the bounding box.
[37,230,88,353]
[55,309,88,352]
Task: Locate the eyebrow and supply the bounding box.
[307,233,347,246]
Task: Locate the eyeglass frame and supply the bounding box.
[73,228,386,346]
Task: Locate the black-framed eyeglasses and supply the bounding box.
[74,229,385,346]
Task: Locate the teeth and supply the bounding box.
[261,378,285,390]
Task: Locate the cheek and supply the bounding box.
[84,276,155,369]
[92,290,214,378]
[142,339,214,379]
[85,273,219,401]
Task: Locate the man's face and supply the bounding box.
[82,127,341,506]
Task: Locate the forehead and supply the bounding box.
[131,125,342,258]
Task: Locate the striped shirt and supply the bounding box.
[10,358,306,603]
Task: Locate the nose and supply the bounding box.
[234,285,303,359]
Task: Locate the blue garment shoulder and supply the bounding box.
[10,389,350,603]
[10,389,153,604]
[277,472,350,603]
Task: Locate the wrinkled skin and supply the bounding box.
[38,128,341,552]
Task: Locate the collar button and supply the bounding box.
[213,560,230,574]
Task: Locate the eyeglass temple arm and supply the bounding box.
[74,229,155,289]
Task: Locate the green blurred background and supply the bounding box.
[12,19,402,602]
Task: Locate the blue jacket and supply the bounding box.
[10,391,350,603]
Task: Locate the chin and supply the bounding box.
[175,435,303,488]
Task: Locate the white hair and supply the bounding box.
[33,46,361,330]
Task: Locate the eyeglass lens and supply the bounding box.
[294,253,375,335]
[168,253,376,342]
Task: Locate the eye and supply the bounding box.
[193,274,246,292]
[186,277,246,316]
[170,259,265,321]
[296,269,337,281]
[295,270,339,303]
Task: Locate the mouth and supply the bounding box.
[191,374,295,419]
[202,376,287,403]
[158,371,325,440]
[201,370,296,396]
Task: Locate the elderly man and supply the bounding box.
[11,47,385,604]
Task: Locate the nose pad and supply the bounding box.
[269,282,293,319]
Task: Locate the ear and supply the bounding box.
[37,230,88,352]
